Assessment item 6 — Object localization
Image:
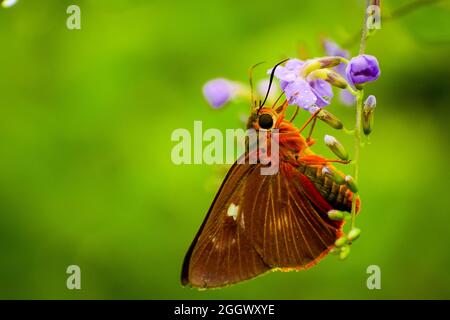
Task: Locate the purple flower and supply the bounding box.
[202,78,238,108]
[346,54,380,86]
[269,58,333,112]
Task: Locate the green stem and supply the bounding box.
[359,0,370,54]
[350,91,364,229]
[349,0,369,230]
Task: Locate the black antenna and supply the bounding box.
[258,59,289,113]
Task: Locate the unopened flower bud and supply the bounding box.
[315,56,343,68]
[324,135,349,160]
[322,167,345,185]
[330,248,340,255]
[339,245,351,260]
[325,70,349,89]
[327,210,346,221]
[308,69,349,89]
[344,175,358,193]
[316,109,344,130]
[300,56,343,77]
[363,95,376,135]
[346,54,380,86]
[335,235,348,248]
[347,228,361,241]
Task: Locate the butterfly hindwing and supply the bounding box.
[242,162,343,269]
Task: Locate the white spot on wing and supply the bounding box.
[227,203,239,221]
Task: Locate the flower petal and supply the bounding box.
[284,78,317,110]
[309,79,333,107]
[273,66,297,82]
[268,58,304,82]
[285,58,304,71]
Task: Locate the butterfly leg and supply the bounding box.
[325,159,351,164]
[298,109,321,134]
[306,118,318,147]
[298,154,350,166]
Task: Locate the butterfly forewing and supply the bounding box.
[181,160,270,288]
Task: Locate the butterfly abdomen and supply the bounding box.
[297,163,354,212]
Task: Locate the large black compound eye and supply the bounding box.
[258,113,274,129]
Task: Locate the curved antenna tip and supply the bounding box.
[258,58,289,113]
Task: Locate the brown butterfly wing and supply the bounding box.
[181,161,271,289]
[182,160,344,288]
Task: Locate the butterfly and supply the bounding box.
[181,63,359,289]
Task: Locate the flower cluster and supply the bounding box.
[270,53,380,113]
[201,40,380,119]
[325,39,380,106]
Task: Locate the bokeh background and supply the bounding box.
[0,0,449,299]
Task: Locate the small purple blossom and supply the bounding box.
[202,78,238,108]
[269,58,333,112]
[346,54,380,86]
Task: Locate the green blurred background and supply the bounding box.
[0,0,449,299]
